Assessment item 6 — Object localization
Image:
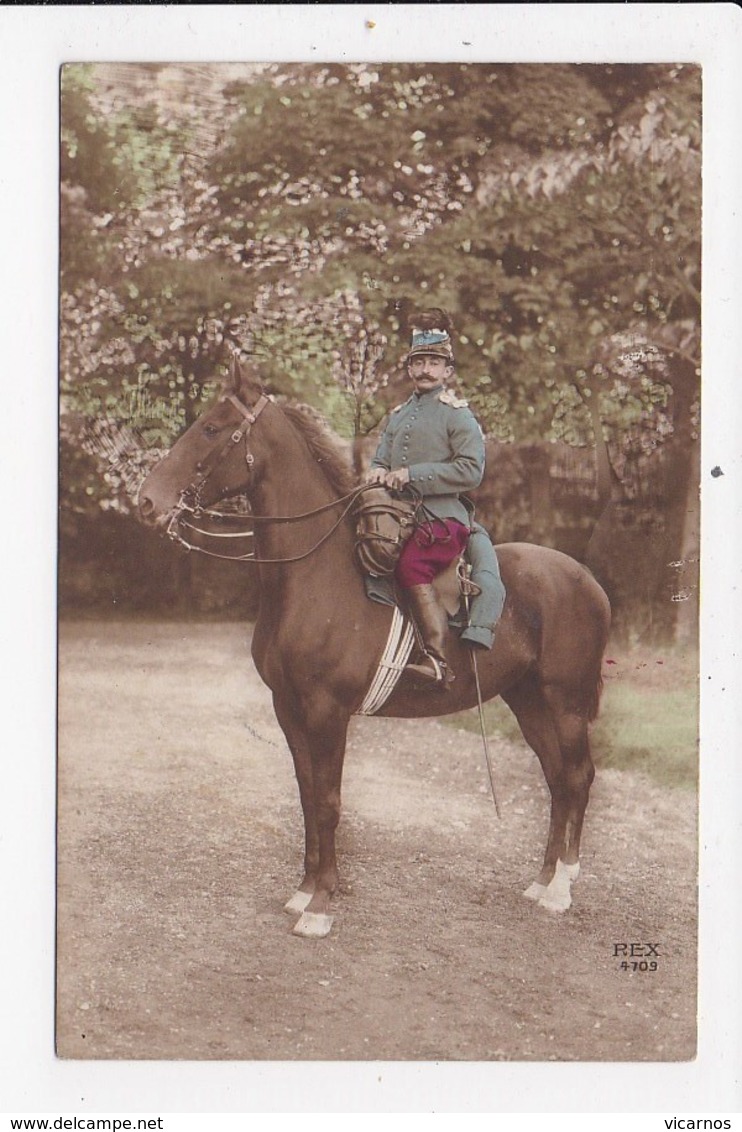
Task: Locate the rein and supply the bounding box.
[165,390,381,565]
[168,485,372,564]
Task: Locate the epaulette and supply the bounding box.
[391,398,412,413]
[438,389,469,409]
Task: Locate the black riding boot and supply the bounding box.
[404,583,454,688]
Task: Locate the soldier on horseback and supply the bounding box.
[364,310,505,687]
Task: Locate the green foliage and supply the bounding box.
[61,61,700,506]
[61,65,132,215]
[61,64,188,213]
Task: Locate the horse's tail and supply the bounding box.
[589,610,611,723]
[587,671,604,723]
[587,575,611,723]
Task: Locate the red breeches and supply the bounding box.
[395,518,470,587]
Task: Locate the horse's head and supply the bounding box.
[138,357,269,530]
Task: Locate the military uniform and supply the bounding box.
[370,384,505,650]
[370,385,485,526]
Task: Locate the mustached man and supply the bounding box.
[365,309,505,687]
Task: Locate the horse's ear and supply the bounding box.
[226,353,262,400]
[227,353,242,391]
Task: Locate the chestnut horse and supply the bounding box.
[138,361,611,938]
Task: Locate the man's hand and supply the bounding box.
[364,466,389,486]
[384,467,410,491]
[363,466,411,491]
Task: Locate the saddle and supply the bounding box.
[433,555,481,617]
[354,486,481,616]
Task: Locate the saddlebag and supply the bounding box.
[353,487,419,577]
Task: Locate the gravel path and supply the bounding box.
[56,620,697,1062]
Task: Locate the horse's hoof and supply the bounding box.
[536,860,580,913]
[523,881,547,902]
[284,890,313,915]
[292,911,334,939]
[538,890,572,913]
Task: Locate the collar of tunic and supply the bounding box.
[411,384,444,401]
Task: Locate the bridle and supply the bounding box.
[164,391,372,564]
[180,392,269,510]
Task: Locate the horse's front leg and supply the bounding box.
[272,695,319,915]
[292,699,350,940]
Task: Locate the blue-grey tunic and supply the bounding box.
[370,384,505,648]
[370,385,485,525]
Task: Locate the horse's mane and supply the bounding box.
[280,403,359,497]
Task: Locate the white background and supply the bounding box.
[1,3,740,1120]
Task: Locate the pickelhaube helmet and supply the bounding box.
[406,308,455,363]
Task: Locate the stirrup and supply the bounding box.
[404,652,453,688]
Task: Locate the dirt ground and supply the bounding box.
[56,620,697,1062]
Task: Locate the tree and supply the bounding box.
[59,63,701,638]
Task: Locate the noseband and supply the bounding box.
[165,392,371,564]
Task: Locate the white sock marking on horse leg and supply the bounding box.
[292,911,334,939]
[523,881,548,902]
[538,859,580,913]
[284,890,313,915]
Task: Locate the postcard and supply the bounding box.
[4,2,741,1118]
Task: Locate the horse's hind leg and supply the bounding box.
[501,677,569,904]
[502,675,594,912]
[542,681,596,878]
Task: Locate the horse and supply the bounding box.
[138,359,611,938]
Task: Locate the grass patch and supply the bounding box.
[591,682,698,789]
[446,646,698,790]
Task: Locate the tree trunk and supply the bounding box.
[521,445,555,547]
[644,357,699,645]
[673,436,700,644]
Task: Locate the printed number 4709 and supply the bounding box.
[613,944,660,972]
